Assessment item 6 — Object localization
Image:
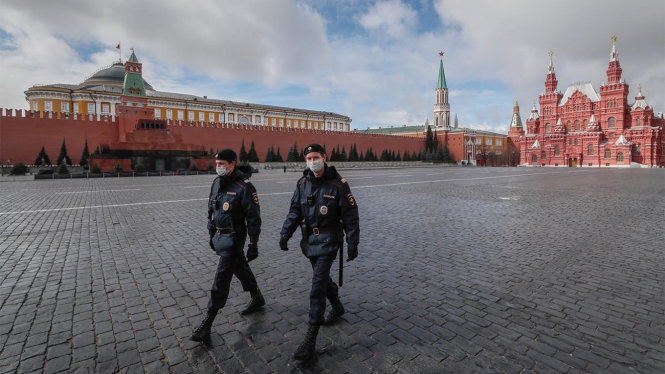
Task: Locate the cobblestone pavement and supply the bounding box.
[0,166,663,373]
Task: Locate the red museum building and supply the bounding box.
[508,37,665,168]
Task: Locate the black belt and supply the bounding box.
[308,226,338,236]
[216,227,235,234]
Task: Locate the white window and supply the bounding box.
[272,118,276,126]
[32,101,39,111]
[263,117,267,125]
[229,114,234,122]
[209,113,214,122]
[44,101,53,111]
[87,103,95,113]
[255,116,261,124]
[486,138,492,146]
[177,110,184,120]
[475,138,481,145]
[495,139,502,146]
[154,108,161,119]
[61,102,69,112]
[199,112,204,121]
[188,111,194,121]
[166,109,173,119]
[73,103,79,113]
[279,119,284,126]
[287,119,291,127]
[101,104,110,113]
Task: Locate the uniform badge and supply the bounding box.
[323,194,336,200]
[226,192,237,196]
[222,202,230,211]
[347,193,355,206]
[320,206,328,215]
[252,192,259,205]
[340,178,347,184]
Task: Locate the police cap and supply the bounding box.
[303,143,326,156]
[215,149,237,162]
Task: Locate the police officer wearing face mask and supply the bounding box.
[191,149,265,342]
[279,143,360,361]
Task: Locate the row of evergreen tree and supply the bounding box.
[32,132,452,169]
[33,139,91,167]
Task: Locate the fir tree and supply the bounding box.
[380,149,389,161]
[425,125,434,152]
[348,144,359,161]
[340,146,348,161]
[239,140,248,162]
[34,146,51,166]
[330,147,338,161]
[247,141,259,162]
[56,139,71,165]
[286,143,298,162]
[265,146,274,162]
[80,139,90,169]
[274,147,284,162]
[442,144,451,162]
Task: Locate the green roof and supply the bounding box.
[437,58,447,89]
[123,51,146,97]
[354,125,425,134]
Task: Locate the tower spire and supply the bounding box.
[437,51,447,89]
[510,100,522,128]
[545,51,558,94]
[606,36,623,84]
[610,35,618,61]
[433,51,450,129]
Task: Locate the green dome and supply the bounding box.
[82,62,152,89]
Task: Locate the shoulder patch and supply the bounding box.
[347,193,356,206]
[252,192,259,205]
[340,178,347,184]
[244,179,250,183]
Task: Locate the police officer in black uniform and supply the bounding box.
[191,149,265,341]
[279,144,359,361]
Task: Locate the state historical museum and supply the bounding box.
[508,37,665,168]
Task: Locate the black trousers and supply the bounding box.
[308,253,339,326]
[207,251,258,311]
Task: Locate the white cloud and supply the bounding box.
[0,0,331,108]
[359,0,417,39]
[0,0,663,135]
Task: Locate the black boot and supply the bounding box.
[240,289,265,315]
[292,324,319,361]
[191,309,218,341]
[323,295,345,326]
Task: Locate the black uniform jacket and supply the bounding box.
[280,165,359,258]
[208,168,261,256]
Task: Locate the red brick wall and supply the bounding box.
[0,109,119,166]
[0,109,425,165]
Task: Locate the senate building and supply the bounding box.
[24,52,351,133]
[508,37,665,168]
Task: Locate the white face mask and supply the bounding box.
[307,159,324,173]
[216,166,228,177]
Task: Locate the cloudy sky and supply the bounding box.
[0,0,663,133]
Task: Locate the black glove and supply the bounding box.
[347,244,358,261]
[247,242,258,262]
[279,237,289,251]
[209,238,215,251]
[207,220,215,236]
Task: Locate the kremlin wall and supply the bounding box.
[0,50,424,172]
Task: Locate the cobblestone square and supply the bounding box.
[0,166,663,373]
